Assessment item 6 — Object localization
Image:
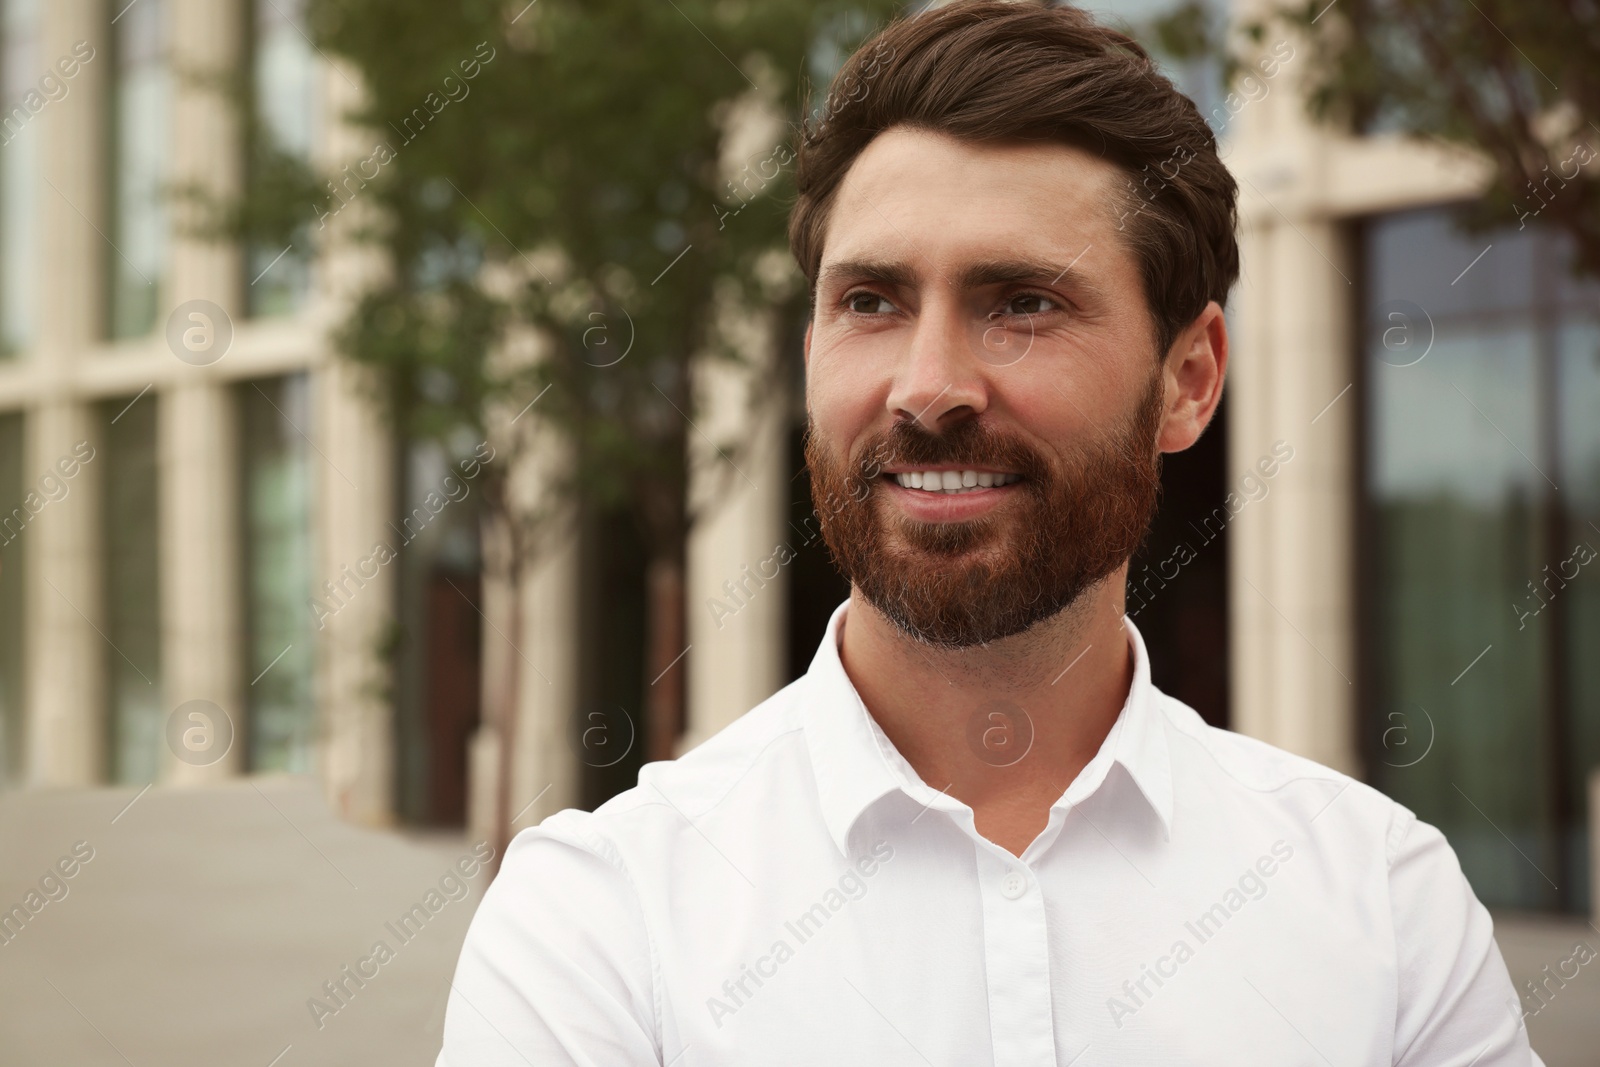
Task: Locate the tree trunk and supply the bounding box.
[643,554,687,764]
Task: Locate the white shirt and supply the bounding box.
[438,599,1542,1066]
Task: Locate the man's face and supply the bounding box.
[803,127,1169,649]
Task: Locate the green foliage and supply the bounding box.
[1154,0,1600,275]
[1140,0,1228,71]
[168,66,324,249]
[231,0,896,555]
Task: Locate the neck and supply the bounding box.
[838,566,1134,856]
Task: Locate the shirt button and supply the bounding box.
[1000,870,1027,900]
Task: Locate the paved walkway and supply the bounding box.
[0,779,476,1067]
[1,781,1595,1065]
[1495,910,1600,1066]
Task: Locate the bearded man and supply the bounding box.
[438,3,1540,1064]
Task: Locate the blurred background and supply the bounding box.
[0,0,1597,1063]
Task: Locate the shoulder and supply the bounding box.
[524,674,815,864]
[1151,690,1414,862]
[474,676,816,963]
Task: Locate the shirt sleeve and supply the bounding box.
[436,815,661,1067]
[1387,805,1545,1066]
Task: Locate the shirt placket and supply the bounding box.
[976,842,1056,1066]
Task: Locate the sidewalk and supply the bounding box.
[1494,910,1600,1066]
[0,779,476,1067]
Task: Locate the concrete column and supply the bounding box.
[159,384,242,784]
[1228,217,1358,774]
[468,540,582,846]
[315,358,395,825]
[469,402,581,845]
[308,36,402,820]
[23,406,103,784]
[23,0,114,784]
[161,0,244,784]
[38,1,105,337]
[681,328,788,753]
[674,87,794,754]
[509,515,581,836]
[1227,21,1360,775]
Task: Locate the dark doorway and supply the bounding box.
[423,569,482,826]
[1128,398,1231,728]
[393,441,484,827]
[575,501,649,811]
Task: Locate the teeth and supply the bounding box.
[893,470,1020,493]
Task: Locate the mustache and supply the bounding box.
[852,418,1050,482]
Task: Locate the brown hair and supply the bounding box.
[789,0,1239,358]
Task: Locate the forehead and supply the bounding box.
[817,126,1137,288]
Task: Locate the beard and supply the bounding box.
[804,371,1166,649]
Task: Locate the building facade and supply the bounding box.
[0,0,1594,916]
[0,0,397,823]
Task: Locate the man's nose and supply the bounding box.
[885,302,989,433]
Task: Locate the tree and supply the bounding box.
[204,0,897,862]
[1153,0,1600,274]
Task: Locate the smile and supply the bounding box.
[889,469,1023,494]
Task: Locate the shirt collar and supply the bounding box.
[801,598,1174,857]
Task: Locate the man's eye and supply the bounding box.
[845,292,896,315]
[1000,293,1058,317]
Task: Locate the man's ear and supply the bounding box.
[1157,301,1227,454]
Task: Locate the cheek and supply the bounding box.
[998,349,1111,437]
[807,352,888,443]
[1054,323,1157,406]
[994,381,1062,442]
[995,344,1154,468]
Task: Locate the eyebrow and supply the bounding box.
[815,256,1097,295]
[816,259,917,293]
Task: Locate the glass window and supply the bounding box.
[238,373,315,773]
[1362,206,1600,912]
[246,0,318,316]
[0,0,40,356]
[107,0,168,340]
[0,411,23,784]
[1557,315,1600,900]
[100,392,163,783]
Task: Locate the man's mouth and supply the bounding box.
[883,469,1024,495]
